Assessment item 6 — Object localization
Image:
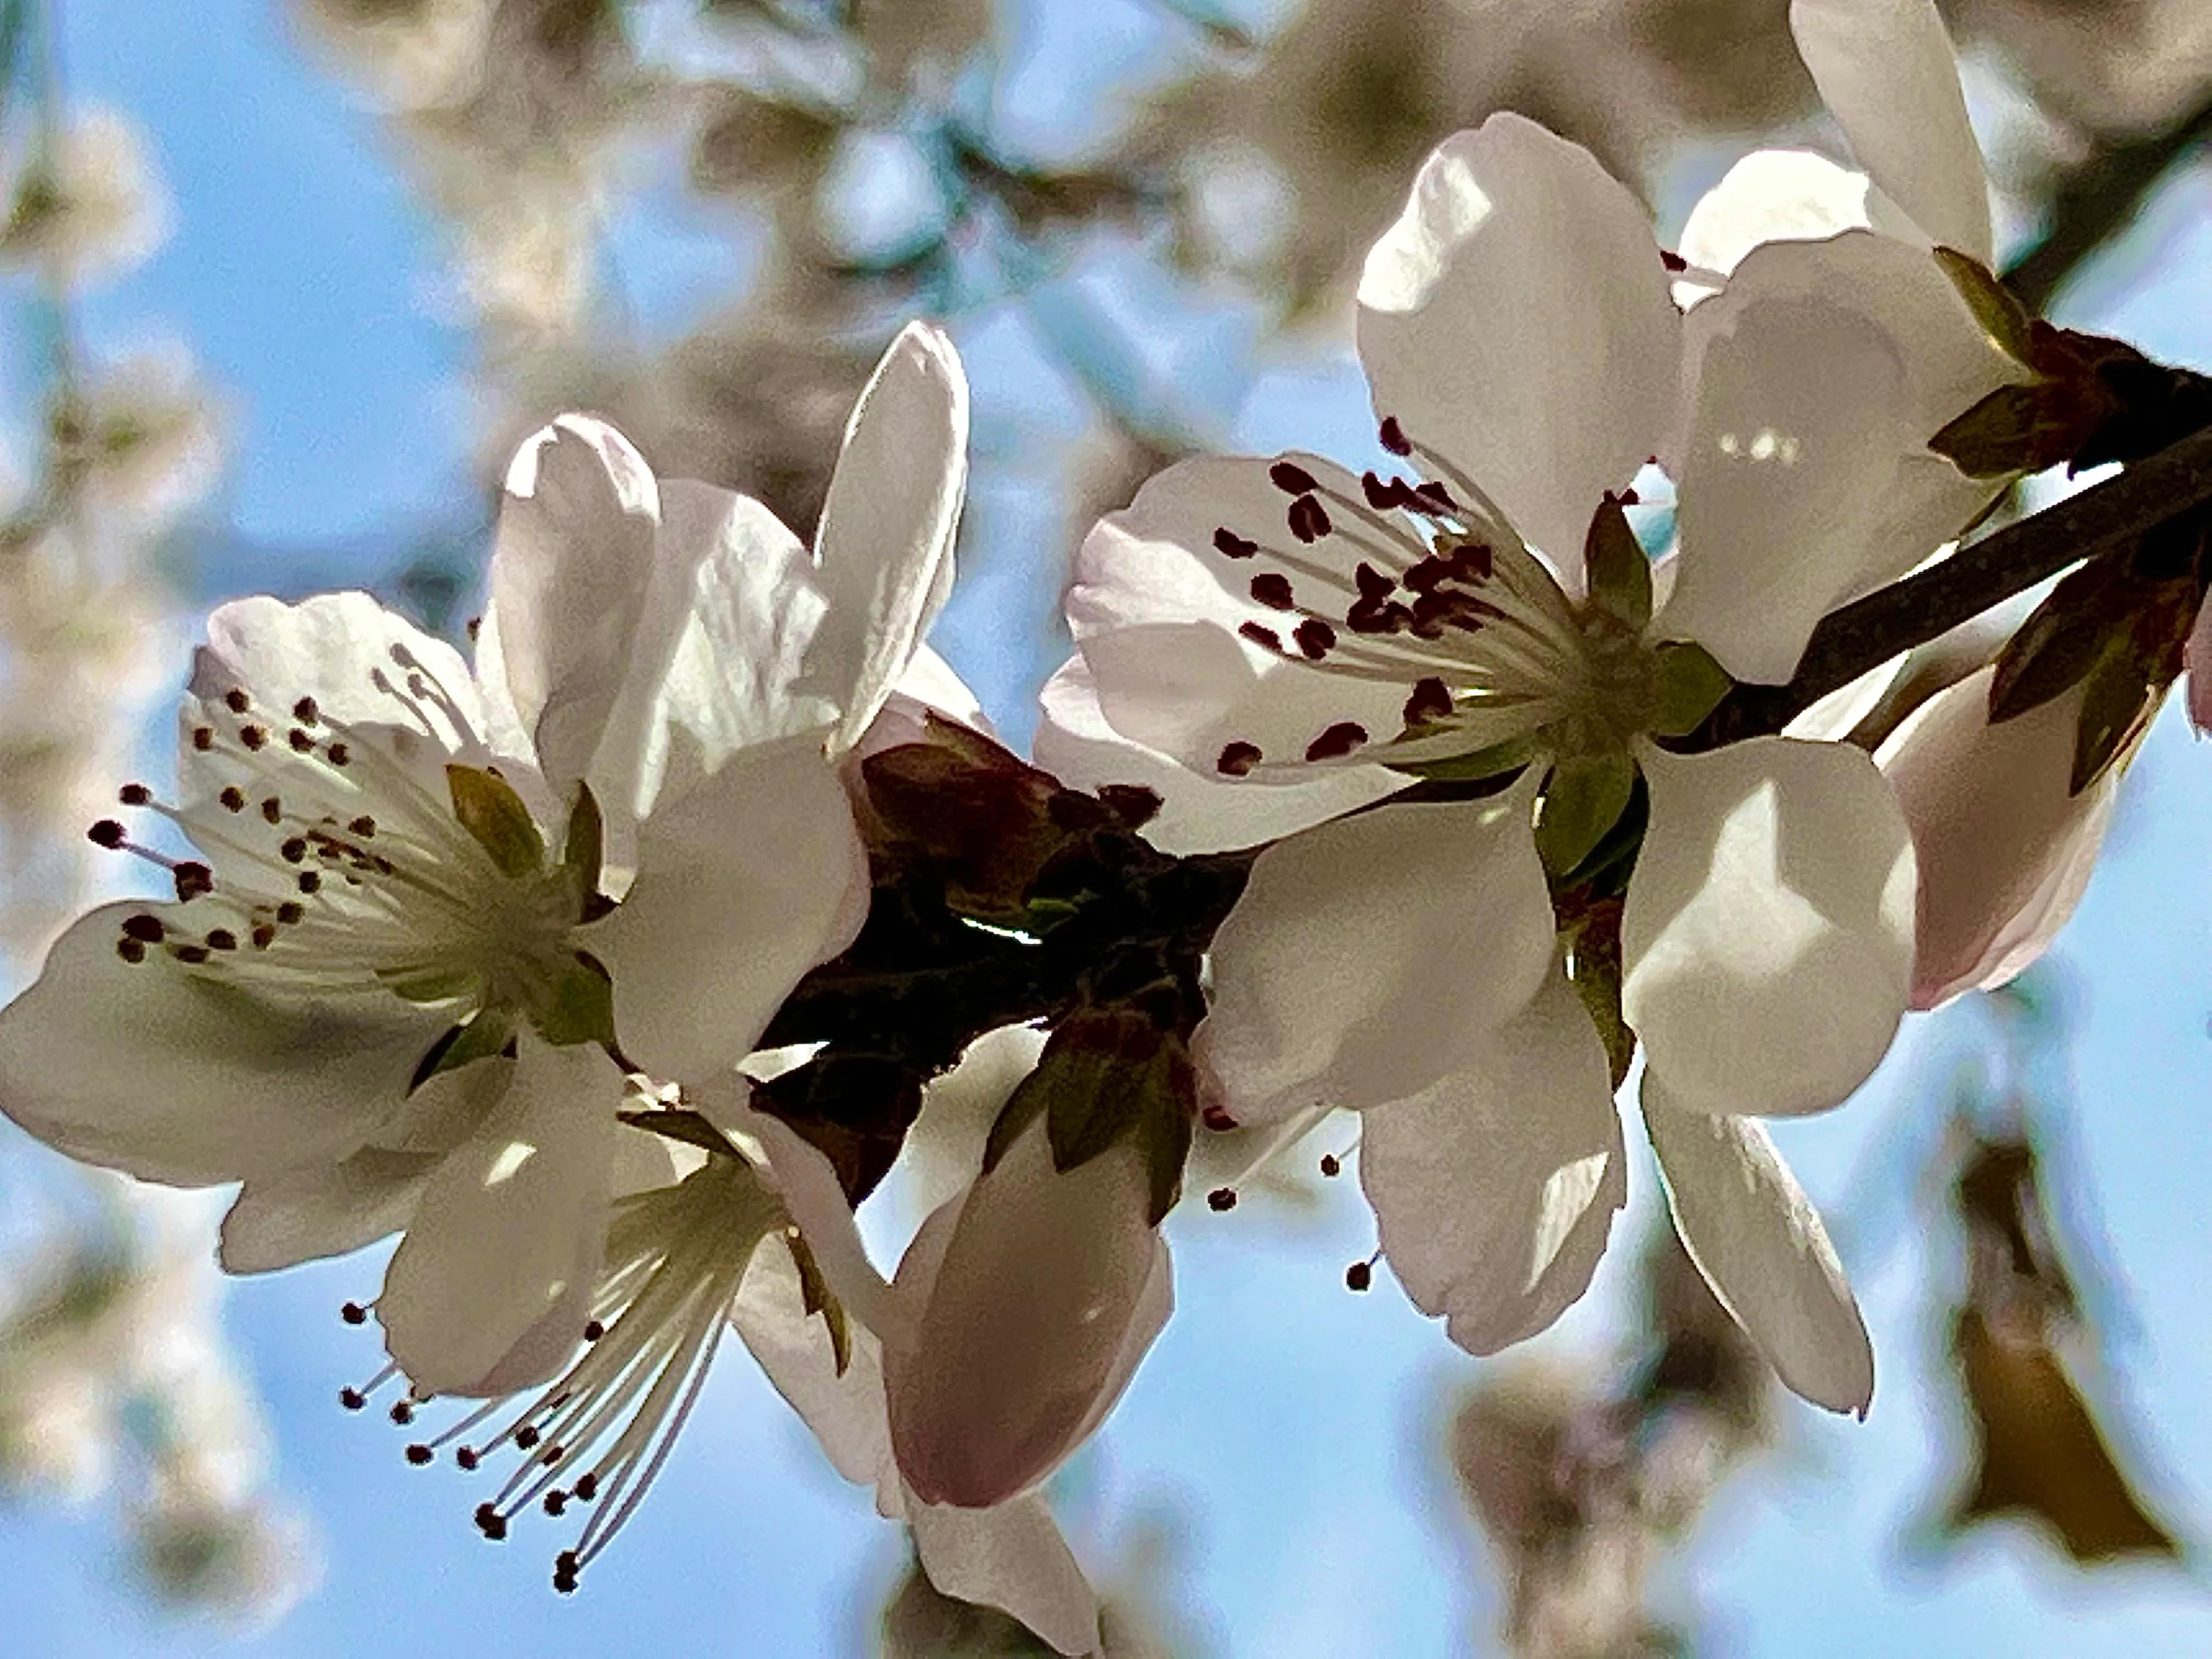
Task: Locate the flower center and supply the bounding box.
[87,658,593,1037]
[1204,424,1660,778]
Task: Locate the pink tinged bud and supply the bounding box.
[2186,589,2212,736]
[885,1121,1171,1509]
[1876,667,2119,1011]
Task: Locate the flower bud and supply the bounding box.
[884,1116,1170,1508]
[1876,666,2119,1009]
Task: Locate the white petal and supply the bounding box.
[1644,1080,1874,1414]
[188,592,522,802]
[693,1072,899,1342]
[1625,740,1914,1118]
[633,483,836,815]
[589,732,868,1083]
[1068,453,1412,782]
[1875,667,2119,1008]
[1034,656,1403,855]
[219,1147,436,1273]
[1664,229,2011,683]
[885,1124,1166,1509]
[1356,114,1681,566]
[1197,790,1554,1124]
[894,1023,1051,1220]
[848,643,992,761]
[377,1036,623,1397]
[1677,149,1876,289]
[1791,0,1992,263]
[485,415,663,789]
[909,1494,1102,1657]
[731,1238,894,1495]
[0,904,445,1185]
[809,322,969,752]
[1359,975,1626,1355]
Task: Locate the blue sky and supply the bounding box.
[7,1,2212,1654]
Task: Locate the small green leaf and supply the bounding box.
[1988,562,2127,724]
[1534,750,1638,879]
[1583,494,1653,631]
[562,781,605,916]
[1649,642,1733,736]
[1935,246,2038,364]
[1560,900,1635,1090]
[1389,737,1536,783]
[408,1004,518,1093]
[786,1232,852,1376]
[447,764,545,878]
[1930,383,2049,478]
[534,950,618,1048]
[2070,649,2165,795]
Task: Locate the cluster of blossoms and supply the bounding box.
[0,0,2202,1647]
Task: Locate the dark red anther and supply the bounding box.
[406,1444,433,1466]
[1213,526,1260,560]
[1403,677,1453,726]
[1305,722,1368,762]
[1319,1154,1342,1178]
[116,938,146,963]
[190,726,214,752]
[1355,562,1395,601]
[455,1447,481,1472]
[122,913,166,943]
[239,725,268,751]
[1238,621,1284,654]
[475,1503,507,1541]
[583,1321,604,1342]
[1201,1104,1238,1132]
[1268,460,1320,495]
[119,782,151,806]
[1206,1187,1237,1212]
[1379,417,1413,456]
[339,1388,366,1412]
[1412,481,1456,515]
[1249,573,1295,610]
[218,786,246,812]
[88,819,126,849]
[1660,248,1688,272]
[173,862,215,901]
[1361,470,1407,511]
[1293,619,1336,660]
[390,1400,415,1426]
[1216,741,1262,778]
[515,1425,540,1451]
[327,743,351,766]
[205,929,238,952]
[1288,495,1332,543]
[574,1474,599,1503]
[292,697,319,723]
[1345,1261,1373,1292]
[224,689,250,715]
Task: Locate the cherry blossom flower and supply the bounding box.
[1048,113,1929,1413]
[0,322,968,1406]
[1662,0,2025,684]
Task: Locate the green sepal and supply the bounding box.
[980,1011,1195,1224]
[1388,737,1536,783]
[408,1003,518,1093]
[1988,561,2128,725]
[562,780,606,919]
[447,764,546,878]
[534,949,618,1048]
[1935,246,2038,364]
[1929,383,2054,479]
[786,1231,853,1376]
[1559,899,1634,1090]
[1583,493,1652,632]
[615,1106,744,1159]
[1649,642,1733,737]
[2070,647,2168,796]
[1534,750,1638,879]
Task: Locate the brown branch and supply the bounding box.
[1690,422,2212,748]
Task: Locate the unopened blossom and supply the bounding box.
[733,1037,1113,1655]
[0,322,969,1405]
[885,1110,1170,1510]
[1049,112,1932,1413]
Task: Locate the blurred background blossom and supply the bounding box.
[1,0,2210,1651]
